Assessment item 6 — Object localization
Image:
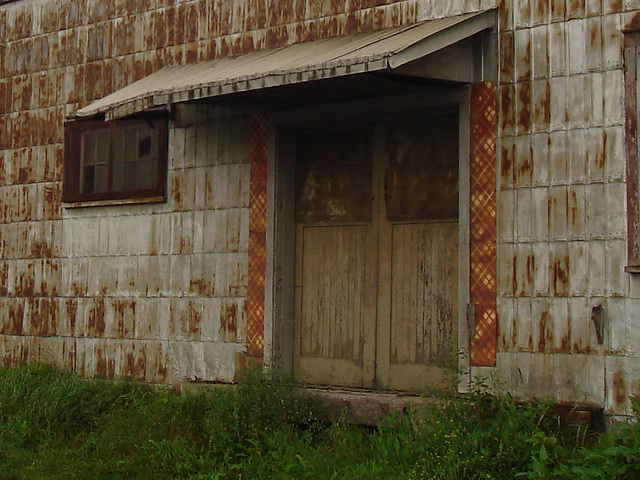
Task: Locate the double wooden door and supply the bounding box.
[293,113,459,392]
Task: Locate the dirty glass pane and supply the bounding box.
[123,127,138,161]
[81,129,109,166]
[136,160,153,190]
[94,164,108,192]
[112,163,124,191]
[385,114,459,221]
[113,128,126,165]
[82,165,95,193]
[80,128,109,192]
[296,127,373,223]
[123,162,136,191]
[114,121,159,192]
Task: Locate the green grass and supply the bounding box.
[0,363,638,479]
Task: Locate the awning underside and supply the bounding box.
[71,10,495,121]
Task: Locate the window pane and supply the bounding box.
[123,127,137,160]
[82,165,95,193]
[136,160,153,190]
[96,134,109,165]
[113,121,160,192]
[112,163,124,191]
[123,162,136,191]
[81,129,109,166]
[138,134,152,158]
[80,128,109,193]
[114,128,126,165]
[95,164,108,192]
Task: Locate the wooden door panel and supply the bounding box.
[382,221,458,392]
[389,222,458,368]
[298,226,366,360]
[384,115,459,221]
[294,225,375,387]
[296,128,372,223]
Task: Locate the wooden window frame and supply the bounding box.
[63,115,169,203]
[625,32,640,270]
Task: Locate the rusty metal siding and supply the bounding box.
[495,2,640,417]
[0,0,496,383]
[1,0,640,418]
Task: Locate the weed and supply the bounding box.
[0,364,638,479]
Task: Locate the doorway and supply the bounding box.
[292,112,460,392]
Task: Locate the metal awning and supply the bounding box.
[70,10,495,121]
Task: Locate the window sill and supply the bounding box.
[62,196,165,209]
[625,265,640,274]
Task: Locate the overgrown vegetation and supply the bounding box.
[0,363,638,479]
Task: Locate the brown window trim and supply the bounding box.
[625,32,640,270]
[63,114,169,203]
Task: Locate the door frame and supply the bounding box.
[264,88,472,391]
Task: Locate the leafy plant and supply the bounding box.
[0,363,638,479]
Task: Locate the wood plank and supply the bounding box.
[390,222,458,366]
[388,222,458,391]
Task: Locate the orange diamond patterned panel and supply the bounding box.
[247,112,268,357]
[469,82,498,367]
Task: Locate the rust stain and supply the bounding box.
[30,298,46,336]
[552,257,569,296]
[512,253,518,294]
[573,337,591,354]
[570,189,579,227]
[220,302,238,341]
[525,253,535,286]
[517,82,531,132]
[559,317,571,353]
[87,299,106,337]
[31,241,53,258]
[114,300,135,338]
[16,263,35,297]
[66,299,77,334]
[598,130,607,170]
[189,279,211,296]
[69,281,85,297]
[534,0,548,21]
[124,350,146,381]
[265,25,290,49]
[48,299,58,335]
[567,0,584,17]
[500,85,515,133]
[172,175,181,207]
[18,167,29,184]
[9,301,24,335]
[624,12,640,31]
[95,347,115,378]
[608,0,622,13]
[188,301,201,335]
[613,370,626,405]
[96,348,107,377]
[534,81,550,128]
[537,310,551,352]
[0,263,8,296]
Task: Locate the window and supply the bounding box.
[63,116,168,203]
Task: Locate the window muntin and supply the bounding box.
[64,117,168,203]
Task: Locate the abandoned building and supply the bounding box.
[1,0,640,424]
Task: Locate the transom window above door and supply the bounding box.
[63,117,168,203]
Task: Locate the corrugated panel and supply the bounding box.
[70,10,495,121]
